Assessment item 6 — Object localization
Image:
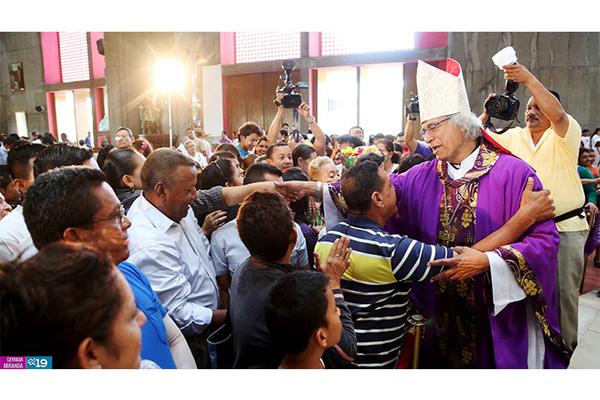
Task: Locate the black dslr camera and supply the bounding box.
[276,60,308,109]
[405,92,419,115]
[484,78,520,134]
[485,79,520,121]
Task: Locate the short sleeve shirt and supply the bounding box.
[487,115,586,232]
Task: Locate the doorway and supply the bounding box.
[54,88,93,144]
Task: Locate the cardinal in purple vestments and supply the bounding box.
[323,58,568,368]
[385,141,567,368]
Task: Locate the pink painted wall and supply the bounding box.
[40,32,62,84]
[308,32,321,57]
[45,92,58,137]
[89,32,105,79]
[220,32,236,65]
[414,32,448,49]
[94,87,105,128]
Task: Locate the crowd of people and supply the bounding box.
[0,58,597,369]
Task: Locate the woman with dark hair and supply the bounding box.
[199,157,243,190]
[396,152,426,174]
[215,143,242,164]
[254,136,269,157]
[579,146,599,178]
[578,147,600,266]
[0,242,146,369]
[292,144,317,175]
[96,144,115,170]
[282,167,319,267]
[374,138,401,174]
[102,148,146,212]
[40,132,56,146]
[132,138,154,158]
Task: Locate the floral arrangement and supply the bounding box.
[340,145,382,169]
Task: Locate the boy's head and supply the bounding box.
[265,271,341,356]
[237,122,262,151]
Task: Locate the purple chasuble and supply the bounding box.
[385,144,567,369]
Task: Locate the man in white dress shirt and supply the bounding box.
[126,149,224,336]
[0,143,100,263]
[0,143,46,262]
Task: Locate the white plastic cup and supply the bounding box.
[492,46,518,70]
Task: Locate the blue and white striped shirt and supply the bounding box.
[315,214,452,368]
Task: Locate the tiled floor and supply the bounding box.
[568,262,600,368]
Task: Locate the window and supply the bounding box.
[59,32,90,83]
[321,32,414,56]
[15,112,28,136]
[317,67,358,136]
[235,32,301,64]
[317,64,404,138]
[359,64,404,136]
[55,90,77,141]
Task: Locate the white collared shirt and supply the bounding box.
[445,145,480,180]
[0,205,37,263]
[211,219,309,277]
[126,193,218,336]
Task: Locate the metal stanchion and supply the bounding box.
[408,314,426,369]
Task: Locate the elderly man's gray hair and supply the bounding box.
[448,112,482,140]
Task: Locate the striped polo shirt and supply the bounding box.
[314,214,452,368]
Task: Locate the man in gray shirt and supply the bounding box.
[211,163,309,278]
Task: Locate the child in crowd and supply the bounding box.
[265,271,342,369]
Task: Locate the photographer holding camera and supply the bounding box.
[403,94,436,161]
[480,62,586,353]
[267,91,326,158]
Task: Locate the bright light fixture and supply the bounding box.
[154,59,186,92]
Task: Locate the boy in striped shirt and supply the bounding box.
[315,161,475,368]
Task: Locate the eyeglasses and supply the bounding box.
[419,117,451,137]
[89,205,126,226]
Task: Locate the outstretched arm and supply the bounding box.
[222,181,300,206]
[429,177,555,280]
[473,177,554,252]
[581,177,600,185]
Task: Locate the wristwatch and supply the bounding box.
[273,97,282,107]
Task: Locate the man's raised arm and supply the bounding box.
[298,101,326,156]
[404,113,421,153]
[267,93,286,145]
[503,64,568,135]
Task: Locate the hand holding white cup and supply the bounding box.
[492,46,518,70]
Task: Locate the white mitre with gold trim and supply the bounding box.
[416,59,471,123]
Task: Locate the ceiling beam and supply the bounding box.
[222,47,448,76]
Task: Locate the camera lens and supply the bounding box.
[489,99,503,114]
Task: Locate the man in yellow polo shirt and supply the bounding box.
[481,63,586,353]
